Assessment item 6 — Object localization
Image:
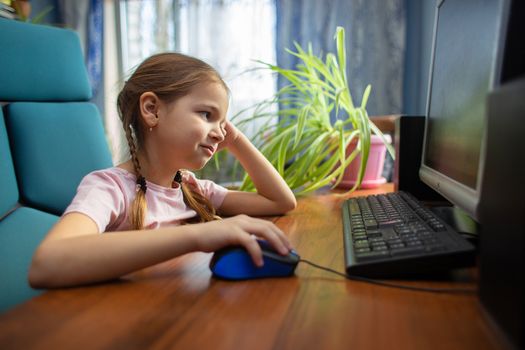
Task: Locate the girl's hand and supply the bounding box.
[217,120,242,151]
[192,215,293,267]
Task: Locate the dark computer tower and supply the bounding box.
[479,77,525,350]
[393,115,446,202]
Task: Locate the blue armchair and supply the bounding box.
[0,19,113,312]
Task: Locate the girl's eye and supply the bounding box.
[199,111,211,120]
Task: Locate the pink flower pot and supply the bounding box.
[335,134,390,189]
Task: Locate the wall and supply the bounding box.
[403,0,436,115]
[28,0,59,25]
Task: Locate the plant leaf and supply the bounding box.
[335,26,347,83]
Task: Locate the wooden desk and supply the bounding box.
[0,185,503,349]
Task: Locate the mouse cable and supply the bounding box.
[299,259,477,294]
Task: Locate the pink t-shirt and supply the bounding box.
[64,167,228,232]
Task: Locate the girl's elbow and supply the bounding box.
[28,248,55,289]
[289,197,298,211]
[280,196,297,213]
[28,260,46,289]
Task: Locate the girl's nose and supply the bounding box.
[210,124,225,142]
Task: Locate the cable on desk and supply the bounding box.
[299,259,477,294]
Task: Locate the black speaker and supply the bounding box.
[393,115,446,202]
[479,77,525,350]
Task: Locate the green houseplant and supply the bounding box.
[231,26,394,195]
[11,0,53,23]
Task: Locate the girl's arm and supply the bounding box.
[29,212,291,288]
[218,122,297,216]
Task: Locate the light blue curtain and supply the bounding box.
[276,0,406,117]
[57,0,103,113]
[87,0,103,97]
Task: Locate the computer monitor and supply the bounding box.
[419,0,510,222]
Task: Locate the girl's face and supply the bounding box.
[152,81,229,171]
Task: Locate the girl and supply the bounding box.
[29,53,297,288]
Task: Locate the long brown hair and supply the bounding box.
[117,52,225,229]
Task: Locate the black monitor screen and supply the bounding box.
[420,0,507,219]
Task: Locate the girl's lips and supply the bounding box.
[200,145,215,156]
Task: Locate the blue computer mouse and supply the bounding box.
[209,239,300,280]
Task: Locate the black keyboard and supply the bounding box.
[341,191,476,277]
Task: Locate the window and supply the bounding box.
[107,0,276,182]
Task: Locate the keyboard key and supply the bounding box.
[386,238,403,245]
[371,244,388,251]
[354,250,390,261]
[355,247,371,254]
[354,239,369,248]
[406,239,423,246]
[369,237,385,243]
[364,220,378,229]
[378,219,403,226]
[381,228,398,240]
[353,228,365,234]
[389,243,405,249]
[399,232,419,240]
[366,230,382,238]
[394,225,412,235]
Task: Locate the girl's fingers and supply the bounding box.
[238,217,291,255]
[218,215,294,266]
[239,234,264,267]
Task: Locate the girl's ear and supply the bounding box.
[139,92,160,128]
